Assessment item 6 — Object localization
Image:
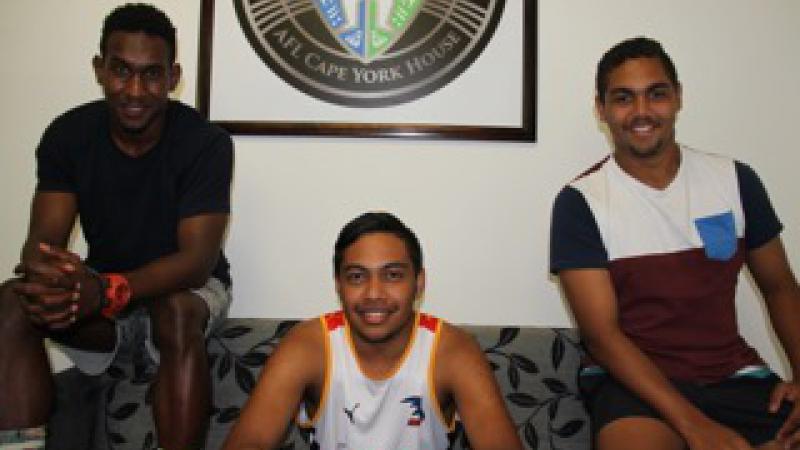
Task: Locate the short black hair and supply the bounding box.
[100,3,176,62]
[334,212,423,276]
[596,36,679,102]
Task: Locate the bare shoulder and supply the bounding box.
[284,317,324,340]
[273,317,325,362]
[438,321,480,351]
[435,322,487,376]
[246,317,327,405]
[435,322,524,449]
[254,317,327,388]
[222,317,327,449]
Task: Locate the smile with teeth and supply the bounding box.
[357,307,393,324]
[121,105,147,116]
[629,120,658,136]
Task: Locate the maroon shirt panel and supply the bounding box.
[608,240,763,383]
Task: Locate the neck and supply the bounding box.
[111,132,160,157]
[109,111,167,158]
[351,315,416,379]
[613,142,681,190]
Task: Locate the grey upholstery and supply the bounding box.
[48,318,590,449]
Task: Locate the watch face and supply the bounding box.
[234,0,506,107]
[105,274,130,302]
[116,280,131,301]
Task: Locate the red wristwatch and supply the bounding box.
[100,273,132,319]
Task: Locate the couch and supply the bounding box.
[47,318,591,450]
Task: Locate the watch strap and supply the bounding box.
[100,273,132,319]
[84,266,110,314]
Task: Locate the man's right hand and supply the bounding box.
[36,243,106,321]
[13,256,78,330]
[12,243,106,330]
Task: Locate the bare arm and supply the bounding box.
[21,192,78,264]
[559,268,752,450]
[746,237,800,445]
[122,212,229,300]
[18,191,226,296]
[10,192,80,329]
[436,323,523,450]
[222,320,325,450]
[16,211,228,326]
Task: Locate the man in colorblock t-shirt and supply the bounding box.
[550,37,800,449]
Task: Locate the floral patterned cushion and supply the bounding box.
[49,319,590,450]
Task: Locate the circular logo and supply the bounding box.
[234,0,506,108]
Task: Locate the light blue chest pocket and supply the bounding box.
[694,210,737,261]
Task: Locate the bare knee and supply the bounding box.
[149,291,209,354]
[597,417,685,450]
[0,280,41,340]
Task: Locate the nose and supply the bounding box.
[124,73,145,97]
[365,276,386,299]
[633,94,649,115]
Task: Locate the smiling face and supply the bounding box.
[94,31,180,143]
[335,232,425,348]
[596,57,682,160]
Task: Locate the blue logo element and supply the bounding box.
[315,0,424,63]
[401,395,425,426]
[694,210,737,261]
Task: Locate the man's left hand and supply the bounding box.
[39,243,106,320]
[771,380,800,448]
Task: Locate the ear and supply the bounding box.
[92,55,105,85]
[595,95,607,122]
[675,83,683,112]
[415,268,426,299]
[335,275,343,300]
[168,63,182,92]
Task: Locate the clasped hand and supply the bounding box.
[12,243,104,330]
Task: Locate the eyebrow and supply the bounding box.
[342,262,411,272]
[608,82,673,95]
[108,56,166,72]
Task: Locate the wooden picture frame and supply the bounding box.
[197,0,536,141]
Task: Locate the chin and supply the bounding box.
[627,140,664,158]
[119,123,149,135]
[352,326,395,345]
[111,113,151,134]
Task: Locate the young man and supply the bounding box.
[550,37,800,450]
[0,4,233,449]
[222,212,522,450]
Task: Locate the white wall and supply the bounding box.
[2,1,798,376]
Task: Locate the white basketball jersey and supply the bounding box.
[298,311,453,449]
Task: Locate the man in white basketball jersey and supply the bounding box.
[550,37,800,449]
[223,212,522,450]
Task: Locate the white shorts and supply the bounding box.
[58,277,232,375]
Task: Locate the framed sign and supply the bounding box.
[197,0,536,140]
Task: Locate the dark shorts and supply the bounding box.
[580,373,792,445]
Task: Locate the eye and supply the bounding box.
[345,271,366,284]
[649,88,670,100]
[610,92,632,105]
[111,64,131,78]
[142,67,164,81]
[384,269,406,282]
